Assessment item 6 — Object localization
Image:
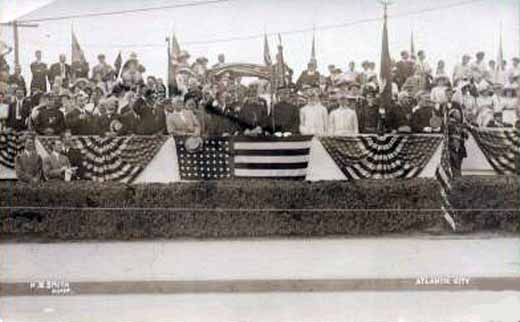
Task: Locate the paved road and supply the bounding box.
[1,236,519,322]
[1,236,519,282]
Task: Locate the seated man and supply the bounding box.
[62,129,85,180]
[33,95,66,135]
[43,138,73,181]
[15,136,43,184]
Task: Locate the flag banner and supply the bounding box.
[0,131,24,169]
[209,63,272,80]
[114,51,123,77]
[175,137,232,180]
[435,125,456,231]
[39,136,167,183]
[175,135,313,180]
[71,29,87,64]
[233,135,313,180]
[320,135,443,180]
[468,126,520,174]
[263,34,272,66]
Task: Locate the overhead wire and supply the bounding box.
[24,0,487,50]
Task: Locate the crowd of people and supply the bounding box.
[1,43,518,182]
[1,45,519,140]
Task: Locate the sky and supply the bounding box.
[0,0,519,84]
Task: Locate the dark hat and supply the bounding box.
[97,53,106,59]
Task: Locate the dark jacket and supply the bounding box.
[7,98,32,131]
[34,107,66,135]
[63,147,85,180]
[48,62,72,86]
[30,61,48,93]
[15,151,43,183]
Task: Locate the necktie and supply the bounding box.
[16,100,22,120]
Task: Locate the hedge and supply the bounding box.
[0,177,517,241]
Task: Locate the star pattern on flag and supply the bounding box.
[177,138,231,180]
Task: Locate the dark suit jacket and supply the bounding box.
[7,75,27,95]
[15,152,43,183]
[7,98,32,131]
[63,147,85,180]
[48,62,72,85]
[34,108,66,135]
[30,61,48,93]
[43,152,71,180]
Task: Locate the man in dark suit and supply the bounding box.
[30,50,48,94]
[7,65,27,95]
[7,88,32,131]
[15,137,43,184]
[48,54,71,87]
[33,95,66,135]
[395,50,416,89]
[265,87,300,134]
[62,130,85,180]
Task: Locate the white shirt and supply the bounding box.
[299,102,328,136]
[328,106,359,136]
[452,63,471,84]
[431,86,448,105]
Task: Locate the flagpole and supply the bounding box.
[166,35,171,98]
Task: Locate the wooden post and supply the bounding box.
[0,20,39,67]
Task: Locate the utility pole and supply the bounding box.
[0,20,39,66]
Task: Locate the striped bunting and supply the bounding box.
[468,126,520,175]
[39,136,167,183]
[232,135,313,180]
[435,134,456,231]
[320,135,443,180]
[0,131,24,169]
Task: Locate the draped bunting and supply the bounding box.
[320,135,443,180]
[39,136,167,183]
[468,126,520,175]
[0,131,24,169]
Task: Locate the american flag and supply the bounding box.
[0,131,24,169]
[176,136,313,180]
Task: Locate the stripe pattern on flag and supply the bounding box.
[39,136,167,183]
[320,135,443,180]
[232,135,313,180]
[0,131,24,169]
[468,126,520,174]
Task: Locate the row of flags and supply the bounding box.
[69,16,506,95]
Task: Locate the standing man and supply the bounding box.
[267,87,300,134]
[296,61,320,92]
[7,88,32,131]
[395,50,415,89]
[49,54,71,87]
[30,50,48,94]
[470,51,487,83]
[299,87,328,135]
[8,65,27,96]
[15,136,43,184]
[92,54,114,82]
[328,92,359,136]
[212,54,226,69]
[452,55,472,86]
